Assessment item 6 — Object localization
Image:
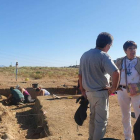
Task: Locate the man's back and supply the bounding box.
[11,89,24,99]
[79,48,117,92]
[78,32,120,140]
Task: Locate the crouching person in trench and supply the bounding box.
[6,87,24,105]
[79,32,120,140]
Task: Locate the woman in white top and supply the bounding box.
[116,41,140,140]
[36,87,50,96]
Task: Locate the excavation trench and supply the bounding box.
[0,87,82,140]
[0,97,47,140]
[0,87,137,140]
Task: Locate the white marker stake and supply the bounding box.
[16,62,18,81]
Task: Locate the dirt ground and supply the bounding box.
[0,75,137,140]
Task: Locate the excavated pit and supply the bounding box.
[0,88,136,140]
[0,87,82,140]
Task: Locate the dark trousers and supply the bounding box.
[10,97,24,105]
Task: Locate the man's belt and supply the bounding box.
[98,89,108,91]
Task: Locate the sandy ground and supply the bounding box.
[35,95,136,140]
[0,75,137,140]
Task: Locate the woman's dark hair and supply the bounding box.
[10,87,14,91]
[36,88,41,92]
[96,32,113,48]
[123,41,137,51]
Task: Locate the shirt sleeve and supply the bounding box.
[102,53,118,76]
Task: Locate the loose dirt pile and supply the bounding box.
[0,99,21,139]
[0,96,38,140]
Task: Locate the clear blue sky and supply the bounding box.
[0,0,140,67]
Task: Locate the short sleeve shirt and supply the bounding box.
[120,58,140,85]
[79,48,118,92]
[42,89,50,96]
[11,89,24,100]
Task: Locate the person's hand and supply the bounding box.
[2,99,8,104]
[108,87,116,95]
[3,99,8,102]
[81,88,87,99]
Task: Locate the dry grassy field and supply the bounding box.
[0,67,79,89]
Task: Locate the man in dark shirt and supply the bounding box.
[6,87,24,105]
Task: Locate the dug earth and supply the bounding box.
[0,76,136,140]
